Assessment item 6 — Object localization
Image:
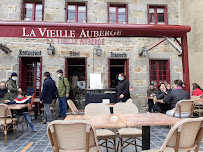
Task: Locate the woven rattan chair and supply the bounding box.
[126,98,133,103]
[166,100,195,119]
[114,102,142,152]
[85,103,117,152]
[0,104,18,145]
[191,95,203,117]
[41,99,57,120]
[47,120,100,152]
[67,100,79,115]
[141,117,203,152]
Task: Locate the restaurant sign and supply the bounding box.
[23,28,122,39]
[46,38,105,45]
[110,52,127,58]
[19,49,41,56]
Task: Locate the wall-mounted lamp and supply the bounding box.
[96,45,102,56]
[138,46,149,57]
[47,44,55,56]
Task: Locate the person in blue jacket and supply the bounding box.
[5,92,37,132]
[40,72,57,124]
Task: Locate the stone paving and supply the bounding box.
[0,119,203,152]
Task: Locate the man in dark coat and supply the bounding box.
[6,72,22,101]
[117,73,130,102]
[40,72,57,124]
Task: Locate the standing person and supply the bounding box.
[40,72,57,124]
[153,83,170,113]
[147,84,157,113]
[116,73,130,102]
[0,81,12,103]
[6,72,22,101]
[192,83,203,96]
[57,69,70,119]
[155,79,190,116]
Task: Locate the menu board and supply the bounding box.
[90,73,102,89]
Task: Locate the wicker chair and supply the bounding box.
[47,120,100,152]
[85,103,117,152]
[0,104,18,145]
[191,95,203,117]
[166,100,195,119]
[114,102,142,152]
[41,99,57,120]
[141,117,203,152]
[126,98,133,103]
[67,100,79,115]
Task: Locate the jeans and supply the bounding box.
[44,104,52,122]
[148,99,154,112]
[58,96,67,118]
[16,112,35,130]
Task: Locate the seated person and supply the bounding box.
[155,79,190,117]
[5,92,37,132]
[192,83,203,96]
[166,83,172,93]
[0,81,12,104]
[147,83,157,112]
[153,83,171,113]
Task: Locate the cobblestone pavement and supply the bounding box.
[0,119,202,152]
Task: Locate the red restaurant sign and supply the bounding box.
[0,21,191,39]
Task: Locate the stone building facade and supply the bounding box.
[0,0,183,112]
[180,0,203,89]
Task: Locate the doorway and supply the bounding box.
[19,57,42,98]
[65,58,87,103]
[108,59,129,88]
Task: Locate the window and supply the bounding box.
[22,1,44,21]
[150,60,170,87]
[148,6,168,24]
[108,4,128,24]
[66,3,87,23]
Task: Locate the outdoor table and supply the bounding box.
[7,104,29,138]
[7,104,28,109]
[65,114,127,129]
[116,113,180,150]
[107,103,115,108]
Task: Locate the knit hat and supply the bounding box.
[11,72,17,77]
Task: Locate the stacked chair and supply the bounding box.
[114,102,142,152]
[85,103,117,152]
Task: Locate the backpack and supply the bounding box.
[52,85,59,99]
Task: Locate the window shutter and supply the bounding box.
[21,0,25,20]
[42,0,44,21]
[65,2,68,22]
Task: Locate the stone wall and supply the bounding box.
[180,0,203,89]
[0,0,182,112]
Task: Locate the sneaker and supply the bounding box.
[32,128,37,132]
[42,120,46,124]
[147,111,150,113]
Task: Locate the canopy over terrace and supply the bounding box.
[0,21,191,91]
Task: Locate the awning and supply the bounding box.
[0,21,191,39]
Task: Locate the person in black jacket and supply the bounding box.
[147,84,157,112]
[40,72,57,124]
[117,73,130,102]
[153,83,171,113]
[155,80,189,110]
